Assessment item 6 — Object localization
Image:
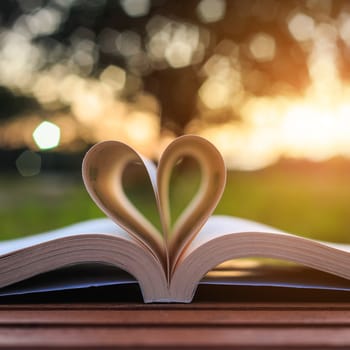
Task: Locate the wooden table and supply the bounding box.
[1,285,350,349]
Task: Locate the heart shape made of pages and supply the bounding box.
[82,135,226,277]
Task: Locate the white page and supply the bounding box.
[0,218,129,255]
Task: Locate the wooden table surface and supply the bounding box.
[1,285,350,349]
[1,302,350,349]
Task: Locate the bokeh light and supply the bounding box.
[1,0,350,171]
[249,33,276,62]
[120,0,151,18]
[196,0,226,24]
[288,13,315,41]
[33,121,61,150]
[16,150,41,176]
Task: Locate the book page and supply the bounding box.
[82,140,166,265]
[193,215,350,254]
[0,263,138,297]
[0,218,129,256]
[170,215,350,302]
[156,135,226,272]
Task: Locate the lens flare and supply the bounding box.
[32,121,61,150]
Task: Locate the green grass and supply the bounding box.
[0,174,102,240]
[2,159,350,243]
[219,166,350,243]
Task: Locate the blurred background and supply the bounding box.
[1,0,350,243]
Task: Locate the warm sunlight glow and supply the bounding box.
[165,41,193,68]
[288,13,315,41]
[199,78,231,109]
[99,65,126,91]
[32,121,61,150]
[249,33,276,62]
[206,270,253,278]
[188,14,350,170]
[71,81,114,124]
[4,3,350,170]
[280,103,336,160]
[124,111,160,155]
[147,16,206,69]
[339,13,350,45]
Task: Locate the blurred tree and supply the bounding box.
[0,0,314,129]
[2,0,350,168]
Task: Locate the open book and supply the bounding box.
[2,135,350,303]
